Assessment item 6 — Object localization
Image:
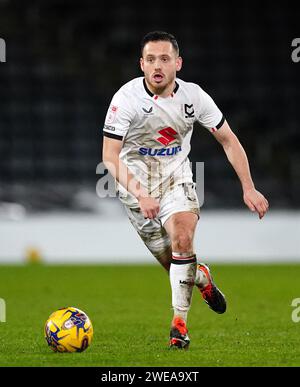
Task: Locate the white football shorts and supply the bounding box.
[118,183,200,267]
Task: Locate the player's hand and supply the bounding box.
[138,196,160,219]
[243,188,269,219]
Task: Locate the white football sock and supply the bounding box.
[169,252,197,322]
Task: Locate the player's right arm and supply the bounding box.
[103,89,159,219]
[102,133,159,219]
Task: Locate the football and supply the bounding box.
[44,306,93,352]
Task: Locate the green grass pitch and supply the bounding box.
[0,263,300,367]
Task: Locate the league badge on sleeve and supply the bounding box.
[106,105,118,124]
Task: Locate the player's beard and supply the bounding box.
[147,74,175,96]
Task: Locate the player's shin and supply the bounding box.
[169,252,197,322]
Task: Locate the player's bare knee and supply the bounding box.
[172,232,193,252]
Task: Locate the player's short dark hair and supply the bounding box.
[140,31,179,56]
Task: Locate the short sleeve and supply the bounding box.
[103,90,134,140]
[196,86,225,133]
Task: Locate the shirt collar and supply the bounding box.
[143,78,179,99]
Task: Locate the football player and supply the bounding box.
[102,31,269,349]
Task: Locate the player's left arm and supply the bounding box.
[212,120,269,219]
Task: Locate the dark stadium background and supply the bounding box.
[0,0,299,212]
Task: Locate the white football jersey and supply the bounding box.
[103,77,224,199]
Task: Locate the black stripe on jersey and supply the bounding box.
[143,78,154,97]
[103,131,123,141]
[143,78,180,97]
[173,81,179,94]
[216,115,225,129]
